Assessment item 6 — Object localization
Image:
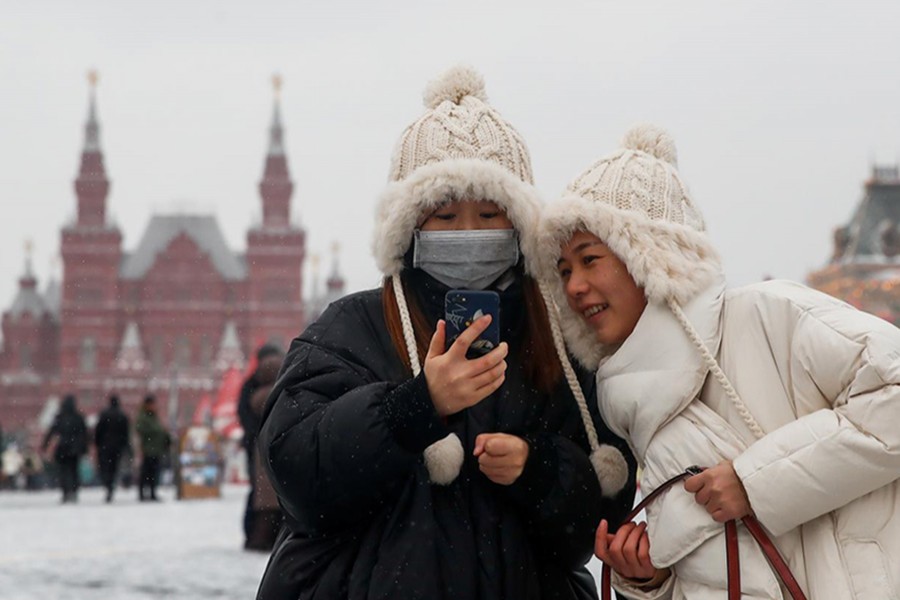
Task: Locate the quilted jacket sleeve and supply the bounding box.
[732,285,900,536]
[258,301,451,535]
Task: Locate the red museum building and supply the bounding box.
[0,75,342,435]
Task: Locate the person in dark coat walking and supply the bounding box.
[238,344,284,547]
[244,348,286,551]
[256,66,637,600]
[94,394,131,503]
[135,395,169,501]
[42,394,88,503]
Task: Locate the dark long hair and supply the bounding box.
[382,272,562,394]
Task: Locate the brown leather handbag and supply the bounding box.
[600,467,808,600]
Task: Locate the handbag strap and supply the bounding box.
[600,466,808,600]
[622,467,701,523]
[741,515,808,599]
[726,520,741,600]
[600,468,698,600]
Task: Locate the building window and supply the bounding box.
[151,336,165,372]
[80,337,96,373]
[199,336,213,368]
[265,285,291,303]
[20,345,32,370]
[75,286,102,304]
[174,336,191,368]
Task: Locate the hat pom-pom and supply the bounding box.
[622,124,678,166]
[424,433,465,485]
[423,65,488,109]
[590,444,629,498]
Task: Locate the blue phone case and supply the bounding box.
[444,290,500,357]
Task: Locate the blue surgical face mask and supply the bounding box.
[412,229,519,290]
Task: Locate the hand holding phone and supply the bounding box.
[423,316,508,417]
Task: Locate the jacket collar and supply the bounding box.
[596,275,726,460]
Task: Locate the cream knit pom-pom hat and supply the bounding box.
[373,65,542,277]
[536,124,722,369]
[538,125,767,441]
[567,125,704,232]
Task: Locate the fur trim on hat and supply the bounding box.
[535,194,722,370]
[373,158,543,277]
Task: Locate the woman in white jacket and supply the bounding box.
[534,124,900,599]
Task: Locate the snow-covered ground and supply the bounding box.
[0,483,630,599]
[0,484,269,600]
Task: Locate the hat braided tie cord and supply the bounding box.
[666,298,765,440]
[392,274,463,485]
[392,274,421,375]
[539,282,628,497]
[538,282,601,453]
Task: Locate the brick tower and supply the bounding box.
[59,71,123,398]
[245,75,306,349]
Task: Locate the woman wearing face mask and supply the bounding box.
[255,66,636,600]
[536,124,900,599]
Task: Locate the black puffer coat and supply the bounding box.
[257,271,636,600]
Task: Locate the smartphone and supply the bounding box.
[444,290,500,358]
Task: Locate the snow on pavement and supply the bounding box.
[0,484,269,600]
[0,483,631,598]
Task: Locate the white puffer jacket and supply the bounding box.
[597,275,900,599]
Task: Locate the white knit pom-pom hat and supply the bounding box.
[373,64,542,276]
[535,124,722,370]
[374,66,628,495]
[536,124,767,440]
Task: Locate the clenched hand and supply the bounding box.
[684,460,752,523]
[473,433,529,485]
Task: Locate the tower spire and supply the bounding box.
[16,238,38,299]
[9,239,44,320]
[326,241,346,298]
[268,74,285,156]
[84,69,101,152]
[259,73,294,228]
[23,239,35,280]
[74,69,110,228]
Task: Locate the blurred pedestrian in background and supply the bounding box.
[41,394,88,503]
[238,344,283,547]
[135,395,169,502]
[244,346,285,551]
[21,445,44,490]
[94,394,130,503]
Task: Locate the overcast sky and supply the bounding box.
[2,0,899,315]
